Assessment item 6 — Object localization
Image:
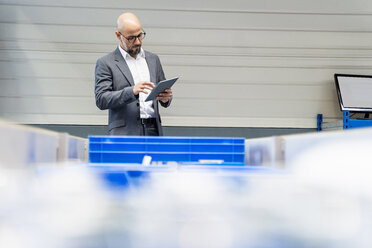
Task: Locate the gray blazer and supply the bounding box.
[95,47,171,135]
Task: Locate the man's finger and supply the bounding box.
[142,82,155,87]
[143,86,153,90]
[141,89,150,94]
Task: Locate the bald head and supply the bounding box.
[117,12,142,32]
[115,12,144,58]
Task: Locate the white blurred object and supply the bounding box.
[142,155,152,166]
[3,126,372,247]
[288,130,372,197]
[245,136,283,167]
[282,127,372,169]
[198,159,224,164]
[285,129,372,247]
[0,120,88,167]
[0,166,110,248]
[57,133,88,162]
[0,120,59,166]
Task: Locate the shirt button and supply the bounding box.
[136,102,139,107]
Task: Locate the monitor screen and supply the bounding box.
[335,74,372,112]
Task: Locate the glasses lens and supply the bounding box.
[127,36,136,42]
[125,32,146,42]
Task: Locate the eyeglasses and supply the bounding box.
[119,31,146,43]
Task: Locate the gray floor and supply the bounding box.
[31,124,316,139]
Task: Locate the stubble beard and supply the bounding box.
[124,42,141,57]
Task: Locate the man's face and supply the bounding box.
[118,28,143,57]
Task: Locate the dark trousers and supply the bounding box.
[140,118,159,136]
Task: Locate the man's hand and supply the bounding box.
[156,89,172,103]
[133,81,155,95]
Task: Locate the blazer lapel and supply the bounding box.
[145,51,156,84]
[114,47,135,86]
[144,51,159,111]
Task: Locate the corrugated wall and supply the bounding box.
[2,0,372,128]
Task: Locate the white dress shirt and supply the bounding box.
[118,45,155,119]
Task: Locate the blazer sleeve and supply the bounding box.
[156,56,172,108]
[95,57,137,110]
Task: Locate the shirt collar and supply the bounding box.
[118,45,145,60]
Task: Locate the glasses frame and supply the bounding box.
[119,31,146,43]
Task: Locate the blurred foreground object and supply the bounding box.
[0,119,87,167]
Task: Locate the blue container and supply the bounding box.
[89,136,245,165]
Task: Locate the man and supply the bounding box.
[95,12,172,135]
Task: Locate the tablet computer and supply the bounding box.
[145,77,179,102]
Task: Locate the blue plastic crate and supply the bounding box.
[89,136,245,165]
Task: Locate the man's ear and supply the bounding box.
[115,31,121,41]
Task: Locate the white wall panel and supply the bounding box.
[2,0,372,13]
[1,1,372,128]
[3,4,372,32]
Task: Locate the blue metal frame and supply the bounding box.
[317,111,372,131]
[317,114,323,131]
[343,111,372,129]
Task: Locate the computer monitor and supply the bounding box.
[334,73,372,112]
